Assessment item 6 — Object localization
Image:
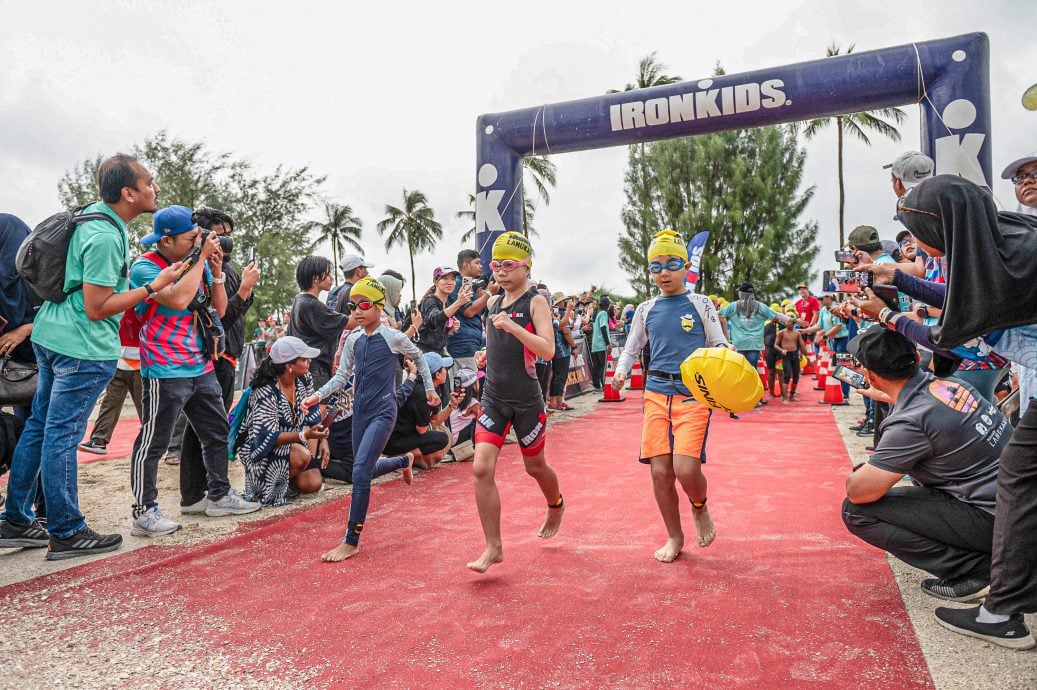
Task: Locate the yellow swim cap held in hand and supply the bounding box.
[492,231,533,271]
[647,229,688,262]
[350,276,387,310]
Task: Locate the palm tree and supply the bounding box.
[305,202,363,284]
[802,44,906,249]
[378,189,442,300]
[609,53,681,299]
[457,155,556,243]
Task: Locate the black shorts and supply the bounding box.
[475,397,546,457]
[765,348,779,370]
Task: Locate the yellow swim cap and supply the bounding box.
[781,298,792,306]
[770,303,781,311]
[350,276,387,310]
[647,229,688,262]
[492,231,533,270]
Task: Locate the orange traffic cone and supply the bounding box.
[756,352,768,388]
[630,358,645,390]
[803,345,817,375]
[814,344,829,390]
[599,352,626,403]
[820,368,846,405]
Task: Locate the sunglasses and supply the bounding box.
[345,298,379,313]
[489,258,530,272]
[895,196,940,220]
[1011,170,1037,185]
[648,258,686,274]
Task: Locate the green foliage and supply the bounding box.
[378,189,442,301]
[306,202,364,284]
[56,131,325,320]
[648,124,819,304]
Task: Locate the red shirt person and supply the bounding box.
[794,285,820,327]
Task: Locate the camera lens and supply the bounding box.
[217,235,233,254]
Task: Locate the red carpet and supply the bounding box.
[77,417,142,464]
[1,388,932,688]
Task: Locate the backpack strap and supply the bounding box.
[65,206,128,296]
[135,252,171,324]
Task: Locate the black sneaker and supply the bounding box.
[935,605,1035,650]
[921,575,990,602]
[46,526,123,561]
[0,519,50,548]
[77,439,108,455]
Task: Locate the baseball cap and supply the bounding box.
[880,239,900,257]
[433,266,460,280]
[883,151,934,188]
[796,284,808,290]
[424,352,454,373]
[1000,151,1037,180]
[895,229,913,243]
[141,205,197,246]
[269,336,321,364]
[339,254,374,273]
[847,225,880,247]
[737,282,754,293]
[847,327,918,378]
[455,368,479,388]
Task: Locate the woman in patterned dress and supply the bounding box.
[239,336,330,506]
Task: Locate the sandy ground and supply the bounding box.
[831,391,1036,690]
[0,391,599,588]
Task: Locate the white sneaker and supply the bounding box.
[180,496,208,515]
[131,506,182,537]
[205,489,261,517]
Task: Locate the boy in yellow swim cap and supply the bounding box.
[467,231,565,574]
[613,229,729,562]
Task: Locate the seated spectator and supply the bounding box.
[383,352,451,468]
[842,328,1006,604]
[239,336,329,506]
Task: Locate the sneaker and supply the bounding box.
[921,575,990,602]
[205,489,261,517]
[935,605,1035,650]
[0,518,50,548]
[77,439,108,455]
[179,496,209,515]
[46,526,123,560]
[131,506,182,537]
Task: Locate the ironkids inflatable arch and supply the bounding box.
[474,33,991,264]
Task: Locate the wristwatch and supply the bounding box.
[212,275,226,284]
[143,282,155,296]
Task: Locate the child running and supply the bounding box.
[613,229,729,563]
[302,277,438,562]
[467,232,563,574]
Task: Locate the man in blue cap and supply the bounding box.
[127,205,259,538]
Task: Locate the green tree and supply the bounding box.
[457,156,554,244]
[802,44,906,248]
[458,194,538,244]
[378,189,442,301]
[611,53,682,301]
[305,202,363,284]
[57,132,325,320]
[649,125,819,302]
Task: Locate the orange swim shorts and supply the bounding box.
[639,389,711,463]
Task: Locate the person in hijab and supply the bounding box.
[718,282,793,402]
[855,174,1037,650]
[377,270,406,328]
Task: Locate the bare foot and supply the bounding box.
[321,543,359,562]
[654,536,684,562]
[401,453,414,485]
[467,545,503,573]
[538,502,564,538]
[692,505,716,547]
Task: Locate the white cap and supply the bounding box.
[883,151,934,188]
[269,336,321,364]
[1000,151,1037,180]
[339,254,374,273]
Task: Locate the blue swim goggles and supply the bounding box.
[648,258,686,274]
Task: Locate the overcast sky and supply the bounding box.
[2,1,1034,300]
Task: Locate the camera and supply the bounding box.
[217,235,233,255]
[834,250,857,264]
[471,278,487,291]
[822,269,873,293]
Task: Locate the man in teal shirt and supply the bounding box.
[0,155,180,560]
[590,296,611,389]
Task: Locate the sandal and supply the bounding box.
[163,454,180,466]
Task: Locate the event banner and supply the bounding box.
[684,230,710,290]
[565,336,596,399]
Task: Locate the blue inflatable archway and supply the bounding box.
[474,32,991,264]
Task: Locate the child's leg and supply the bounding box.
[467,441,504,573]
[648,454,684,562]
[674,454,716,547]
[671,400,716,548]
[521,449,564,538]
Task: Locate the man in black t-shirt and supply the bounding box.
[382,352,451,468]
[842,328,1006,605]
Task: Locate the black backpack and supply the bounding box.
[16,205,123,304]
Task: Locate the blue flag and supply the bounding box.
[684,230,710,290]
